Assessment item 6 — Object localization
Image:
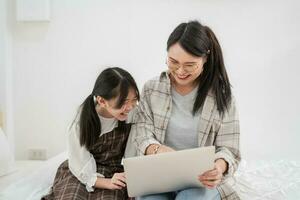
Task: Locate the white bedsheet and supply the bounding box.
[0,160,43,192]
[0,153,299,200]
[0,152,67,200]
[234,160,300,200]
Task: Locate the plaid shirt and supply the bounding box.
[125,71,241,200]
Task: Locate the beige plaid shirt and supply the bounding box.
[125,71,241,200]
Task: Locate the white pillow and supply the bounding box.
[0,128,15,176]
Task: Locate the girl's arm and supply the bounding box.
[67,121,104,192]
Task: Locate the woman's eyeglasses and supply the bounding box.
[166,58,199,73]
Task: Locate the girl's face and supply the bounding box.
[167,43,207,88]
[97,88,138,121]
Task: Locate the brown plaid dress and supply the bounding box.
[42,123,131,200]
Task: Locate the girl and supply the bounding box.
[43,67,139,200]
[126,21,241,200]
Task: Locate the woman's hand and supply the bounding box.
[157,145,175,154]
[146,144,175,155]
[198,159,227,189]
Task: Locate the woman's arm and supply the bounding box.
[127,80,176,156]
[129,80,161,156]
[214,96,241,176]
[198,97,240,188]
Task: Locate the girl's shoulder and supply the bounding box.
[67,108,82,133]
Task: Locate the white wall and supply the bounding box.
[0,0,6,124]
[3,0,300,160]
[0,0,14,153]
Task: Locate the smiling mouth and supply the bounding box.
[176,74,191,80]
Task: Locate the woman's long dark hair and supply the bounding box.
[79,67,139,151]
[167,20,231,116]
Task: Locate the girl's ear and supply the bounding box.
[203,55,208,64]
[96,96,107,107]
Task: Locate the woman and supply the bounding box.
[126,21,241,200]
[43,67,139,200]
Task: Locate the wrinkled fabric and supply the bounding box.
[234,160,300,200]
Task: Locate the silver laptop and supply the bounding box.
[123,146,215,197]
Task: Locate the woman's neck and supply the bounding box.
[171,77,198,96]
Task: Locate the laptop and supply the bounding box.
[123,146,215,197]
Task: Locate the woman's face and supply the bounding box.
[97,88,138,121]
[167,43,207,88]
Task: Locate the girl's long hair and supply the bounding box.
[79,67,139,151]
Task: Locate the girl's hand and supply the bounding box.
[107,172,126,190]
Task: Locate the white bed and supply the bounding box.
[0,160,44,192]
[0,152,67,200]
[0,152,299,200]
[234,159,300,199]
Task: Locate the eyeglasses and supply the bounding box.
[166,58,199,73]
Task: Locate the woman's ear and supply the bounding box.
[96,96,107,107]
